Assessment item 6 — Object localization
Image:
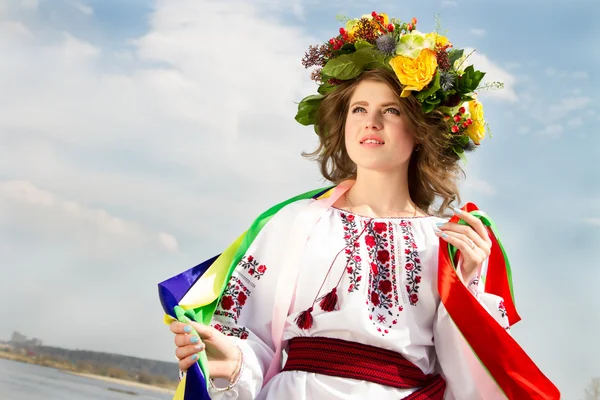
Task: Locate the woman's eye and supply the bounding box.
[352,107,366,113]
[385,108,400,115]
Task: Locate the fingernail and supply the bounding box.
[190,336,199,344]
[191,354,198,361]
[435,222,445,227]
[183,325,192,333]
[452,206,462,215]
[435,229,448,238]
[195,343,205,351]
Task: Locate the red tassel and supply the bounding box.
[318,288,338,312]
[295,307,314,330]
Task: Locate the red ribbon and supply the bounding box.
[439,203,560,399]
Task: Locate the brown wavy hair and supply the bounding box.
[303,68,464,215]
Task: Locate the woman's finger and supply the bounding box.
[174,332,203,347]
[177,351,202,371]
[451,207,492,246]
[437,222,490,252]
[176,343,205,362]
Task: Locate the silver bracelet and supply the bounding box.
[209,346,245,392]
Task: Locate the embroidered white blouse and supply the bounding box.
[208,199,509,400]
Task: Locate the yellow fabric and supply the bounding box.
[179,232,247,309]
[173,376,186,400]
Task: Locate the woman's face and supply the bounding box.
[344,79,416,174]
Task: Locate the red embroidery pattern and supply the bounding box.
[400,221,422,306]
[239,255,267,280]
[498,300,507,319]
[214,276,250,324]
[366,221,402,336]
[213,323,249,339]
[340,212,362,292]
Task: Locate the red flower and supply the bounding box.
[415,258,421,263]
[373,222,387,233]
[347,267,353,274]
[377,314,386,323]
[405,263,414,271]
[404,249,411,255]
[379,280,392,294]
[371,263,378,274]
[347,214,355,222]
[415,276,422,283]
[403,236,409,240]
[241,331,249,339]
[257,265,267,274]
[365,235,376,247]
[377,250,390,263]
[348,284,354,292]
[370,291,380,306]
[213,324,222,331]
[221,296,234,310]
[247,255,254,262]
[248,269,255,275]
[356,276,362,282]
[354,255,362,262]
[238,292,248,306]
[410,293,419,304]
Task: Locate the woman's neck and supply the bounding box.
[342,169,424,218]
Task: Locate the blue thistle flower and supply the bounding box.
[376,34,396,56]
[440,71,456,91]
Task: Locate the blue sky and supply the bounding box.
[0,0,598,398]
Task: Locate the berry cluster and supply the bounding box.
[447,106,474,134]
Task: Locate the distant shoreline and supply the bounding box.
[0,351,176,394]
[68,371,176,394]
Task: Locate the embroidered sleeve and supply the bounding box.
[207,201,308,399]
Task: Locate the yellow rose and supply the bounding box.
[426,32,451,47]
[389,49,438,97]
[466,100,485,144]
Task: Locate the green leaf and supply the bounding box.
[322,47,380,80]
[295,94,323,126]
[456,135,470,146]
[332,43,356,56]
[318,84,337,95]
[322,54,362,80]
[415,73,441,101]
[459,65,486,92]
[422,102,436,113]
[354,40,373,50]
[454,146,467,164]
[448,49,464,65]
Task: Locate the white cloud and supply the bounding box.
[0,180,179,254]
[470,28,486,36]
[538,124,564,137]
[0,20,33,41]
[463,177,496,196]
[584,218,600,227]
[461,48,518,102]
[158,232,179,252]
[568,118,583,128]
[518,126,531,134]
[545,68,588,80]
[70,1,93,15]
[20,0,38,10]
[442,0,458,7]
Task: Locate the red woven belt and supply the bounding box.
[282,336,446,399]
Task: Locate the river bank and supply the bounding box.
[0,350,176,394]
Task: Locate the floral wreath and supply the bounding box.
[296,12,503,159]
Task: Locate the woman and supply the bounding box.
[164,12,559,400]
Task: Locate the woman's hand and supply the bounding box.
[170,321,240,380]
[435,207,492,281]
